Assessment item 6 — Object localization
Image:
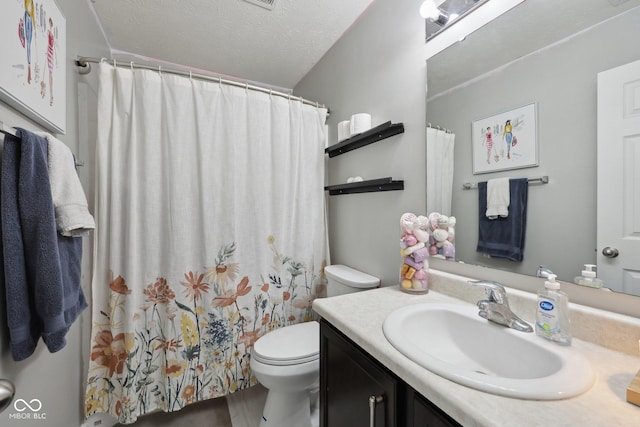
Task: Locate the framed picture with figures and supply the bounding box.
[471,103,538,174]
[0,0,66,134]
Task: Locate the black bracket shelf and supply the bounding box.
[325,121,404,158]
[324,177,404,195]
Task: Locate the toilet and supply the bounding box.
[250,264,380,427]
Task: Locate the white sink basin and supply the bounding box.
[383,303,595,400]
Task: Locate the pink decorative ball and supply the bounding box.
[442,244,455,259]
[404,234,418,247]
[414,269,427,280]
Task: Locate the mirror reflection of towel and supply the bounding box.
[476,178,528,261]
[486,177,510,219]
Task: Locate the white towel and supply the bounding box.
[486,177,510,219]
[37,132,95,236]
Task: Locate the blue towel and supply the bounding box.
[476,178,528,262]
[1,132,38,359]
[1,129,87,361]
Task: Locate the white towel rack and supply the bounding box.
[0,121,17,137]
[0,121,84,167]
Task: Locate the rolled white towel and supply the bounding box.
[486,177,510,219]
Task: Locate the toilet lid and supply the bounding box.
[252,321,319,366]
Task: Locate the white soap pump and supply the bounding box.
[574,264,604,289]
[536,274,571,345]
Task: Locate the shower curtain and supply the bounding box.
[426,127,455,216]
[84,62,328,424]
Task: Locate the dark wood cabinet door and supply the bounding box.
[320,320,398,427]
[408,389,461,427]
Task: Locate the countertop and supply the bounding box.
[312,270,640,427]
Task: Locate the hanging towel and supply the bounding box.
[486,177,510,219]
[0,129,87,361]
[36,132,95,236]
[476,178,528,262]
[1,132,37,360]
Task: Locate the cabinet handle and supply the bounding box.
[369,394,384,427]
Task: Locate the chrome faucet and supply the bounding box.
[536,265,554,279]
[468,280,533,333]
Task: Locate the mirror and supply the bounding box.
[426,0,640,295]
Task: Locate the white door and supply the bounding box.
[597,60,640,295]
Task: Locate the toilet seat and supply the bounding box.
[252,321,319,366]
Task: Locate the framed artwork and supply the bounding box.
[0,0,66,134]
[471,103,538,174]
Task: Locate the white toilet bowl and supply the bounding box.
[251,265,380,427]
[251,321,320,427]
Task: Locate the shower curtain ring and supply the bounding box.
[158,66,162,76]
[189,71,193,80]
[113,59,117,68]
[130,61,134,71]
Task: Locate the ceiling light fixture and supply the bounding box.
[242,0,277,10]
[420,0,446,20]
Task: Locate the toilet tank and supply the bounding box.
[324,264,380,297]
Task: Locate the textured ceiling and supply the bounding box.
[90,0,375,89]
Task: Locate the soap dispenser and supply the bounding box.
[535,274,571,345]
[574,264,604,289]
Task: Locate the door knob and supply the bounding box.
[602,247,619,258]
[0,379,15,413]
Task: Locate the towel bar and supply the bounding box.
[463,175,548,190]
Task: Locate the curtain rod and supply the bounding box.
[75,57,330,115]
[427,123,452,133]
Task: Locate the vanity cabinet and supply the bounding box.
[320,319,461,427]
[408,389,461,427]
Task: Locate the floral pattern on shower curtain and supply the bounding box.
[85,62,328,424]
[85,239,325,422]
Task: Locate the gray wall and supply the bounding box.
[296,0,640,317]
[295,0,427,286]
[0,1,109,425]
[427,7,640,282]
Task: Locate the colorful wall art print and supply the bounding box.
[471,103,538,174]
[1,0,66,133]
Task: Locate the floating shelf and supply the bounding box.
[325,121,404,158]
[324,177,404,196]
